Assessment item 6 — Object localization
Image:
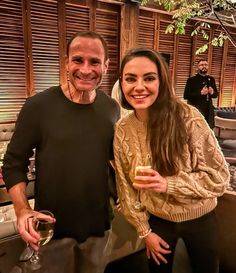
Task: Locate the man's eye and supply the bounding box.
[73,58,83,63]
[91,60,101,65]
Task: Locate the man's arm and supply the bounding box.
[184,77,202,101]
[183,78,191,100]
[9,182,40,249]
[208,76,218,98]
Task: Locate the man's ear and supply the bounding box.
[104,58,109,74]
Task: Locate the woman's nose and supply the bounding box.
[134,79,145,90]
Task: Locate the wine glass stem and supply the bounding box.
[30,250,40,264]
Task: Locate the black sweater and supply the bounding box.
[184,73,218,128]
[3,86,120,242]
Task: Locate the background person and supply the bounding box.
[184,59,218,128]
[3,31,120,273]
[114,48,229,273]
[111,79,133,118]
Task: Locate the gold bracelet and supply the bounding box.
[139,228,152,239]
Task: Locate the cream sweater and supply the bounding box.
[114,105,230,236]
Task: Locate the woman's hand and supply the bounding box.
[133,168,167,193]
[144,232,171,265]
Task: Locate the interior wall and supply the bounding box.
[0,0,235,123]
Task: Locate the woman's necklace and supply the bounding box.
[67,81,74,102]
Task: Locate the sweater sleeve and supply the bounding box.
[166,112,230,199]
[2,97,40,191]
[114,123,150,236]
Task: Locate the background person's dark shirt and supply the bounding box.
[184,73,218,128]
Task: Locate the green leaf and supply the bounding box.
[196,44,208,55]
[165,24,174,34]
[211,37,219,46]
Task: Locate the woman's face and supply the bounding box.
[121,56,160,120]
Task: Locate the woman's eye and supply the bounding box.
[145,76,156,81]
[125,77,135,83]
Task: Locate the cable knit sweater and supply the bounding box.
[114,104,230,236]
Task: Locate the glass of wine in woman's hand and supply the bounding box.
[26,210,55,270]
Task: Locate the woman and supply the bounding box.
[113,48,230,273]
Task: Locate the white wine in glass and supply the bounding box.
[36,219,54,246]
[26,210,55,270]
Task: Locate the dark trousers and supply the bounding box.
[148,210,219,273]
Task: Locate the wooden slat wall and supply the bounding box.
[211,29,224,92]
[30,0,60,94]
[95,3,120,94]
[210,29,224,106]
[65,2,90,42]
[0,0,236,123]
[138,10,155,49]
[221,41,236,106]
[192,29,210,74]
[0,0,27,122]
[158,19,175,77]
[175,25,193,98]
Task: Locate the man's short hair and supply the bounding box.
[66,31,108,61]
[197,58,208,64]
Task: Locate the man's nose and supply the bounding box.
[80,62,92,74]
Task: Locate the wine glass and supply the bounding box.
[25,210,55,270]
[134,154,152,211]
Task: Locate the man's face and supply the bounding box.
[198,60,208,75]
[66,37,109,93]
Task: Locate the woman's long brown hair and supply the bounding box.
[120,48,188,176]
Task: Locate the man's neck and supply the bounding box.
[198,72,207,77]
[62,83,96,104]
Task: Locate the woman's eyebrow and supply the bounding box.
[124,73,136,77]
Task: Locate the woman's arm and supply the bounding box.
[113,124,150,237]
[166,114,229,199]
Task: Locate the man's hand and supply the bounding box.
[201,86,209,95]
[208,86,214,95]
[144,232,171,265]
[17,208,55,251]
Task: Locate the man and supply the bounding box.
[184,59,218,128]
[3,31,120,273]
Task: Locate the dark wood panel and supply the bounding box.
[30,0,60,93]
[0,0,27,122]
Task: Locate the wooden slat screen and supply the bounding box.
[211,29,224,92]
[193,29,210,71]
[175,25,193,99]
[138,10,155,48]
[158,20,175,77]
[0,0,26,122]
[30,0,60,94]
[95,4,120,95]
[65,2,90,42]
[210,29,224,107]
[1,0,235,122]
[221,41,236,107]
